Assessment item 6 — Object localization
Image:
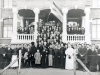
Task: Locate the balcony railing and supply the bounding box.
[11,34,86,44]
[67,35,85,43]
[16,34,34,43]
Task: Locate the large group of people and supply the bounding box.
[37,21,62,44]
[0,42,100,72]
[67,22,85,34]
[0,21,100,73]
[17,26,34,34]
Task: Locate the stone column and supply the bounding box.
[33,8,40,43]
[11,7,18,43]
[0,0,2,38]
[20,16,24,28]
[0,19,3,38]
[13,7,18,34]
[84,7,91,44]
[62,8,68,43]
[81,16,85,28]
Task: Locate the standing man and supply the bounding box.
[5,45,12,66]
[59,43,65,69]
[30,42,37,68]
[0,44,7,69]
[65,43,74,70]
[48,45,54,67]
[78,44,88,70]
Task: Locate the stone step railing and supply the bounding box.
[67,35,85,43]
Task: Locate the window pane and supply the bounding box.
[4,0,8,8]
[3,18,13,38]
[92,25,96,31]
[92,20,96,24]
[97,0,100,6]
[92,32,96,39]
[97,19,100,24]
[9,19,13,25]
[8,26,12,30]
[4,27,7,30]
[97,25,100,31]
[97,31,100,39]
[9,0,12,8]
[4,19,9,25]
[3,31,7,37]
[8,31,12,37]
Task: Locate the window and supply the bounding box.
[3,18,13,38]
[92,0,100,8]
[92,19,100,39]
[4,0,12,8]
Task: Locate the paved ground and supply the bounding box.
[0,68,99,75]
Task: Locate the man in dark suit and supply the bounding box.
[0,44,7,69]
[5,45,13,66]
[30,42,37,68]
[78,44,88,70]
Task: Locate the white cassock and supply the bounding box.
[65,48,74,70]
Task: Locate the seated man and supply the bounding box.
[24,27,29,34]
[17,26,22,34]
[30,26,34,34]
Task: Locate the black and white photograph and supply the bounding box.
[0,0,100,75]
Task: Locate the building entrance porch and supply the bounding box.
[11,6,91,44]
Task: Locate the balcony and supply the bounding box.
[11,34,34,44]
[67,35,85,43]
[11,34,88,44]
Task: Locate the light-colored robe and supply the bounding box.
[65,48,74,70]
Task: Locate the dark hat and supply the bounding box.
[31,42,34,45]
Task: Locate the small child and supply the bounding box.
[24,52,29,68]
[34,50,41,68]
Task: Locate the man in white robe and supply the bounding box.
[65,43,74,70]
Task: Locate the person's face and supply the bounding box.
[68,44,71,48]
[92,46,95,51]
[31,27,33,30]
[21,44,24,48]
[8,45,11,48]
[61,44,63,47]
[28,45,30,49]
[65,45,67,48]
[37,50,39,52]
[82,44,84,47]
[14,45,17,48]
[79,45,81,48]
[56,42,58,45]
[20,27,22,29]
[44,42,46,45]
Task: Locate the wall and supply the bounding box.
[15,0,90,10]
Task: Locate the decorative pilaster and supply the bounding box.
[13,7,18,34]
[11,7,18,43]
[33,8,40,43]
[20,16,24,28]
[62,8,68,43]
[84,7,91,44]
[82,16,85,28]
[0,19,3,38]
